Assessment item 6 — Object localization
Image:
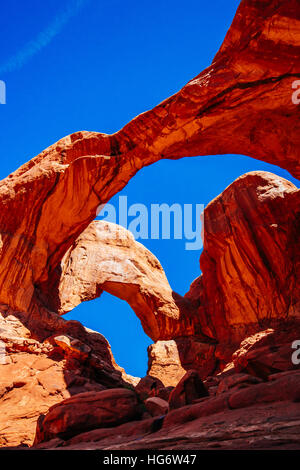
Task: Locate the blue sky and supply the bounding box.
[0,0,298,377]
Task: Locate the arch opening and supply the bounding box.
[64,292,152,378]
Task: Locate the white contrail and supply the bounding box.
[0,0,90,74]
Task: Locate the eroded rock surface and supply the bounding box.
[194,172,300,346]
[0,171,298,447]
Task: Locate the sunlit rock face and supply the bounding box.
[0,0,299,449]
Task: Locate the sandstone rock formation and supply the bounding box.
[216,373,263,395]
[147,338,218,387]
[194,172,300,344]
[38,172,299,388]
[0,0,298,332]
[232,326,300,378]
[0,0,299,450]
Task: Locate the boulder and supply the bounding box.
[228,371,300,410]
[186,172,300,351]
[34,388,142,444]
[156,386,174,402]
[217,373,263,395]
[53,221,190,341]
[169,370,209,409]
[232,327,300,379]
[135,375,165,401]
[145,397,169,417]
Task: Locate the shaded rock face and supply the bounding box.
[216,373,263,395]
[0,0,299,450]
[135,376,174,403]
[232,326,300,379]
